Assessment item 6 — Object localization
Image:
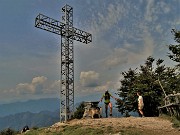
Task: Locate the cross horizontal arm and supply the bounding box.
[73,27,92,44]
[35,14,92,44]
[35,14,65,35]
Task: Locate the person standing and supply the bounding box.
[100,90,117,117]
[137,91,145,117]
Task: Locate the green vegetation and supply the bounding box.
[160,114,180,128]
[119,128,165,135]
[172,117,180,128]
[63,126,104,135]
[168,29,180,68]
[24,125,108,135]
[116,29,180,117]
[0,128,19,135]
[73,102,85,119]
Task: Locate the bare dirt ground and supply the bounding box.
[51,117,180,135]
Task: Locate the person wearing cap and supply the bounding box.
[100,90,117,117]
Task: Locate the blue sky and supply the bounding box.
[0,0,179,104]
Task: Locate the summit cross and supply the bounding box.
[35,4,92,122]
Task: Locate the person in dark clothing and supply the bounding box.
[21,125,29,133]
[100,90,117,117]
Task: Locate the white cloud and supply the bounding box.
[75,80,120,98]
[89,1,126,43]
[44,79,60,94]
[83,1,156,71]
[145,0,155,22]
[103,48,128,68]
[0,76,61,103]
[32,76,47,85]
[94,81,120,93]
[127,26,155,64]
[16,83,35,94]
[155,24,163,33]
[80,71,100,87]
[102,28,155,69]
[158,1,170,13]
[15,76,47,94]
[50,80,60,90]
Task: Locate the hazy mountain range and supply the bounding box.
[0,98,129,131]
[0,110,59,131]
[0,98,59,117]
[0,98,60,131]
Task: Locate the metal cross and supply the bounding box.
[35,4,92,122]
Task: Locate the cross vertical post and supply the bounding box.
[61,5,74,122]
[35,4,92,122]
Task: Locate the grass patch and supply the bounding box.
[160,114,180,128]
[105,126,115,134]
[24,124,104,135]
[119,127,163,135]
[61,124,104,135]
[24,128,48,135]
[171,117,180,128]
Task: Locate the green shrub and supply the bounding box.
[73,102,85,119]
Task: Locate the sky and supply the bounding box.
[0,0,179,104]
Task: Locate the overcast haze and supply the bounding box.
[0,0,179,104]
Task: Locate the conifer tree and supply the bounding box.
[117,56,179,117]
[168,29,180,68]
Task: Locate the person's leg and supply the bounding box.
[105,104,108,117]
[138,107,144,117]
[139,109,144,116]
[109,102,112,116]
[138,105,144,117]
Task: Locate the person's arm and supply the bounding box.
[110,94,117,100]
[100,95,104,102]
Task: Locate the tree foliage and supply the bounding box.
[168,29,180,67]
[73,102,85,119]
[116,29,180,117]
[117,56,179,117]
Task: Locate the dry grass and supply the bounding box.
[22,117,180,135]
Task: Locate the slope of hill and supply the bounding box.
[22,117,180,135]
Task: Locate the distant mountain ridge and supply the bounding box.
[0,110,60,131]
[0,98,59,117]
[0,98,130,131]
[0,108,122,131]
[0,98,82,131]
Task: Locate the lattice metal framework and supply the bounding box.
[35,4,92,122]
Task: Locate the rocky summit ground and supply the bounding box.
[47,116,180,135]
